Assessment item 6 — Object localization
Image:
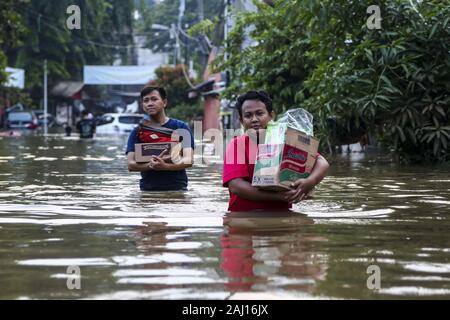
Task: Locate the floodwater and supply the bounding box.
[0,133,449,300]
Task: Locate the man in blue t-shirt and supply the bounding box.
[126,86,194,191]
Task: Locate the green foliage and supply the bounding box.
[141,0,224,52]
[148,64,197,107]
[5,0,134,103]
[188,18,219,37]
[0,0,28,85]
[134,0,154,32]
[138,0,224,80]
[147,64,202,124]
[0,55,6,86]
[0,87,32,109]
[220,0,450,163]
[168,102,203,127]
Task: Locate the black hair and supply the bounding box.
[235,90,273,118]
[140,86,167,100]
[81,110,89,117]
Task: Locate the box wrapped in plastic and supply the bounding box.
[252,108,319,191]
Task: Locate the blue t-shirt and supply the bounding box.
[126,118,195,191]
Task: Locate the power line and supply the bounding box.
[11,2,208,88]
[174,30,196,89]
[12,4,131,49]
[36,18,168,50]
[13,3,169,37]
[12,2,210,57]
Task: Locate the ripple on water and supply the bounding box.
[303,208,394,220]
[17,258,115,266]
[84,289,230,300]
[379,287,450,296]
[34,157,58,161]
[82,156,115,161]
[117,277,222,285]
[403,262,450,273]
[2,135,450,300]
[112,268,207,277]
[417,200,450,205]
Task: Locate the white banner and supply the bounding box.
[83,65,158,85]
[5,67,25,89]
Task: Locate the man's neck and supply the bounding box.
[246,129,265,145]
[147,113,169,126]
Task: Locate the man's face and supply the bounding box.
[142,90,167,116]
[240,99,273,131]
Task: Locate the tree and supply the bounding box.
[6,0,135,104]
[0,0,27,85]
[146,64,202,125]
[137,0,225,79]
[219,0,450,162]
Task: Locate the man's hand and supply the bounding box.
[285,178,316,203]
[268,189,298,203]
[148,149,169,171]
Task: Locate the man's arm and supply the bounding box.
[127,152,153,172]
[148,147,193,171]
[228,178,295,202]
[288,154,330,202]
[307,154,329,186]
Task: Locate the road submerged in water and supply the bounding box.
[0,134,449,299]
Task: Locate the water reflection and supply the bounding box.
[221,212,328,295]
[0,135,450,299]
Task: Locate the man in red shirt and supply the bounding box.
[223,91,329,212]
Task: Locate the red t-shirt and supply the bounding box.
[223,134,291,212]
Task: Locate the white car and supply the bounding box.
[96,113,144,134]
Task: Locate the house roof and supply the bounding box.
[51,81,84,98]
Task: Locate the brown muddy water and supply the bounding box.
[0,134,449,299]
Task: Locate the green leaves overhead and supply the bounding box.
[220,0,450,162]
[5,0,134,101]
[0,0,28,85]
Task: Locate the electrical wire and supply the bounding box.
[12,2,163,37]
[35,18,169,50]
[174,30,197,89]
[12,2,207,88]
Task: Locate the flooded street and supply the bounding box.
[0,134,449,299]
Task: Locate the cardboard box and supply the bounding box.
[134,142,182,163]
[252,126,319,191]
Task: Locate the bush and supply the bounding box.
[147,64,198,109]
[220,0,450,163]
[167,102,203,127]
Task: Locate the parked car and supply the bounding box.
[6,111,39,130]
[95,113,144,134]
[33,110,56,128]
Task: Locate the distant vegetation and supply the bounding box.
[219,0,450,163]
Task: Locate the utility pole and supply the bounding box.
[176,0,185,63]
[43,59,48,136]
[224,0,232,86]
[224,0,232,60]
[170,23,177,65]
[185,23,189,66]
[197,0,204,21]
